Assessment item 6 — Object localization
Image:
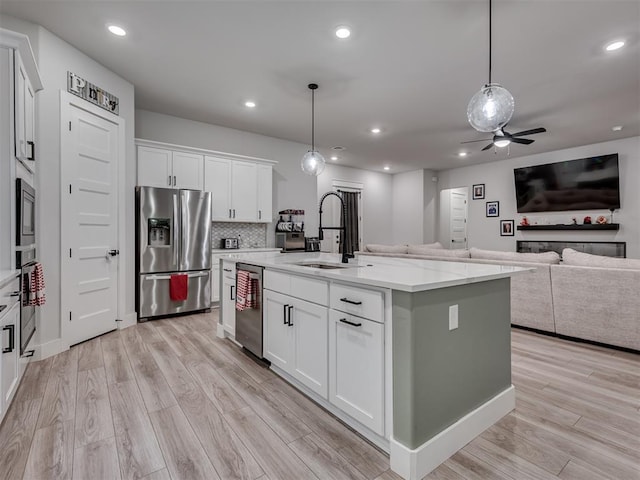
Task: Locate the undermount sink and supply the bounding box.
[292,261,359,270]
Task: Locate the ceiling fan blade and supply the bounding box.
[481,143,494,151]
[511,137,534,145]
[461,138,492,144]
[512,127,546,137]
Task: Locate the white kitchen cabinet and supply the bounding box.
[1,301,19,414]
[256,164,272,223]
[264,288,328,397]
[14,50,37,174]
[221,261,236,335]
[329,309,384,435]
[137,146,204,190]
[211,259,221,303]
[205,156,273,223]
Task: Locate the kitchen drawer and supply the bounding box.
[264,270,328,306]
[222,261,236,280]
[330,282,383,323]
[0,275,20,309]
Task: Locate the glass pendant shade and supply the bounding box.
[467,83,515,133]
[301,150,326,176]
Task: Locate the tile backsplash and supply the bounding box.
[212,222,267,249]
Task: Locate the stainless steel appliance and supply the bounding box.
[16,247,36,355]
[136,187,212,319]
[276,232,305,252]
[235,263,264,358]
[16,179,35,246]
[221,238,239,249]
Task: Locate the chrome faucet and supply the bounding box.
[318,191,354,264]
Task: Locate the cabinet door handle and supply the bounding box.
[339,318,362,328]
[259,210,262,220]
[223,268,232,272]
[9,291,20,297]
[233,209,236,218]
[2,324,15,353]
[229,209,232,218]
[27,141,35,161]
[283,304,289,325]
[288,305,293,326]
[340,297,362,305]
[168,175,172,186]
[173,175,177,186]
[230,285,235,301]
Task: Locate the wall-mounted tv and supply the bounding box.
[514,154,621,213]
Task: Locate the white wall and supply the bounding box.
[1,17,136,349]
[392,170,424,244]
[135,109,319,244]
[316,164,393,250]
[437,137,640,258]
[423,171,438,243]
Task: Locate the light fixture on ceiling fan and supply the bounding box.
[467,0,515,133]
[301,83,326,176]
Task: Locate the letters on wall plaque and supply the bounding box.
[67,71,119,115]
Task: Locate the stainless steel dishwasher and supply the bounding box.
[235,263,264,358]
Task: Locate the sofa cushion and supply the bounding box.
[408,242,443,250]
[561,248,640,270]
[470,248,561,264]
[407,245,470,258]
[364,244,408,254]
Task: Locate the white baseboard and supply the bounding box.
[390,385,515,480]
[34,338,67,361]
[118,312,137,329]
[216,322,226,338]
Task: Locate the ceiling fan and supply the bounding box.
[461,126,547,151]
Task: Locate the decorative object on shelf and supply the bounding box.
[301,83,326,176]
[609,207,616,224]
[583,216,592,224]
[486,201,499,217]
[596,215,608,225]
[500,220,514,236]
[520,216,529,226]
[571,217,577,225]
[472,184,485,200]
[466,0,514,133]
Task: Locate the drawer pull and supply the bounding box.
[223,268,233,272]
[9,291,20,297]
[22,349,35,358]
[340,297,362,305]
[288,305,293,326]
[0,305,6,313]
[2,324,15,353]
[339,318,362,327]
[283,304,289,325]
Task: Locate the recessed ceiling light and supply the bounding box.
[612,125,623,131]
[458,152,468,157]
[107,25,126,37]
[330,156,338,161]
[605,40,625,51]
[335,27,351,39]
[383,166,390,171]
[370,128,381,134]
[244,101,256,108]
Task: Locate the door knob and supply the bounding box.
[107,249,120,256]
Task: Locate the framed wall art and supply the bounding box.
[472,184,485,200]
[486,201,499,217]
[500,219,514,236]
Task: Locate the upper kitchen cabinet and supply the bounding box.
[0,29,43,179]
[205,155,274,223]
[137,144,203,190]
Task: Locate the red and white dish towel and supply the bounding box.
[236,270,259,311]
[29,262,46,306]
[169,274,189,301]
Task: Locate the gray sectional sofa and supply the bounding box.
[357,243,640,351]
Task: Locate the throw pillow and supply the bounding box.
[407,245,470,257]
[408,242,443,250]
[470,248,561,264]
[364,244,408,254]
[561,248,640,270]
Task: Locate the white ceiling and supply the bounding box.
[1,1,639,173]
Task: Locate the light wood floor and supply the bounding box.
[1,311,638,480]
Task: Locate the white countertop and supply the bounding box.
[226,252,531,293]
[212,248,281,255]
[0,269,20,289]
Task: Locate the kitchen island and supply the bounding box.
[218,252,529,480]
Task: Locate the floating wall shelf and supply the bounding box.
[517,224,619,231]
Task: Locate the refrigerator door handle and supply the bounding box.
[181,191,187,270]
[173,194,180,269]
[144,272,209,281]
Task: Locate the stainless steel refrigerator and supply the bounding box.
[136,186,212,319]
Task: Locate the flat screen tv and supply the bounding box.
[514,153,621,213]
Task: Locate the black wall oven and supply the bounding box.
[16,178,35,246]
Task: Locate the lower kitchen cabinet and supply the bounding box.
[221,262,236,335]
[1,301,20,420]
[329,309,384,435]
[264,289,328,397]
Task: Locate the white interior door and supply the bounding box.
[449,189,468,249]
[63,99,120,347]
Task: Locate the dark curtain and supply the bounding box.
[339,190,360,254]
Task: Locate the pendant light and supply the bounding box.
[301,83,326,176]
[467,0,515,133]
